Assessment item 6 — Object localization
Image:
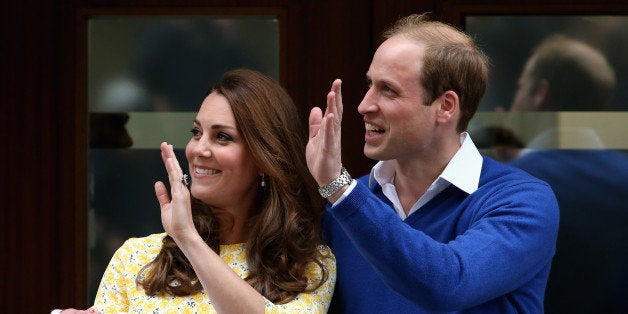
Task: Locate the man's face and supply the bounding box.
[357,36,442,162]
[510,58,540,112]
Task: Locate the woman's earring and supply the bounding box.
[260,174,266,187]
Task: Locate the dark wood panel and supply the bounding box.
[77,0,296,7]
[293,0,375,177]
[1,0,70,312]
[372,0,435,48]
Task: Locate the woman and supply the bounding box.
[60,69,335,313]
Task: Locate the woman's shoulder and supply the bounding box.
[317,244,334,259]
[314,244,336,273]
[117,232,167,254]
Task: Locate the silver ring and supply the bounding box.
[181,174,190,186]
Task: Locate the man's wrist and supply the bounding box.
[318,167,353,198]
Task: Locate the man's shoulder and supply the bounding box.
[479,156,550,188]
[474,157,559,221]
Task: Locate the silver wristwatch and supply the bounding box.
[318,167,353,198]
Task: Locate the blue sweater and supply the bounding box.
[323,157,559,313]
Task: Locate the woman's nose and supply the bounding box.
[193,137,212,158]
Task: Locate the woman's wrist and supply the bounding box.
[171,231,204,252]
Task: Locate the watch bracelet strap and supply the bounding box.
[318,167,353,198]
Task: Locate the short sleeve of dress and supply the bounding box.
[92,237,146,313]
[92,234,165,313]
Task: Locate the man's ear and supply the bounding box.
[436,90,459,124]
[532,79,550,110]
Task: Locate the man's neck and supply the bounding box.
[391,133,462,211]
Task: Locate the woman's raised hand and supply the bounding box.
[154,142,196,242]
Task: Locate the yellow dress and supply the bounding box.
[93,233,336,313]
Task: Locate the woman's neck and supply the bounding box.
[213,209,250,244]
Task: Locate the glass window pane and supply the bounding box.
[89,16,279,112]
[465,15,628,152]
[465,15,628,313]
[87,16,279,303]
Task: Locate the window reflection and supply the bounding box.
[89,17,279,112]
[466,16,628,313]
[87,16,279,303]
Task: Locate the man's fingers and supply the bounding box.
[308,107,323,138]
[324,113,337,150]
[333,79,343,120]
[326,91,337,118]
[325,79,342,121]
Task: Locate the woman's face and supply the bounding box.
[185,92,260,211]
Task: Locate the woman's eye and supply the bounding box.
[190,127,201,137]
[217,132,233,142]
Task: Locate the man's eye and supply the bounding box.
[382,85,395,94]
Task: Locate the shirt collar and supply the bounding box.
[369,132,483,195]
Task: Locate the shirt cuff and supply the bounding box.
[330,179,357,207]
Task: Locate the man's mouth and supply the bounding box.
[365,123,385,136]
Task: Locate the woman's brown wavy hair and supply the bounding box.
[136,69,328,304]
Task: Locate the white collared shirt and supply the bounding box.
[335,132,483,220]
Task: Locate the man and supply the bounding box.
[510,34,616,113]
[509,34,615,150]
[507,35,628,313]
[306,13,559,313]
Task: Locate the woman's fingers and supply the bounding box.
[159,142,187,194]
[154,181,170,208]
[156,143,194,239]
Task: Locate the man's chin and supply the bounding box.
[364,146,383,161]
